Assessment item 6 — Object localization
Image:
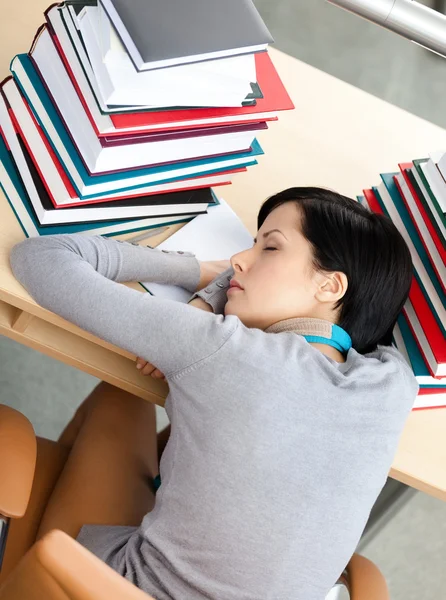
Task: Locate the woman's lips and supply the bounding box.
[229,278,244,290]
[227,287,243,293]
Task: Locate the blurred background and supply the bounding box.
[255,0,446,129]
[1,1,445,598]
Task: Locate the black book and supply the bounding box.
[18,135,213,226]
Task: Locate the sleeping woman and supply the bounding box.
[10,187,418,600]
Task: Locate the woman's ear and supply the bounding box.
[314,271,348,304]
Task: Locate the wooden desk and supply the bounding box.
[1,2,446,502]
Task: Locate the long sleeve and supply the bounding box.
[188,266,233,314]
[10,234,239,378]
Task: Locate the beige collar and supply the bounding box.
[265,317,334,337]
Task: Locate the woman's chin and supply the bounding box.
[224,298,240,317]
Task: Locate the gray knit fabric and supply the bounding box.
[10,234,418,600]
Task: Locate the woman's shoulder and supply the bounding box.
[345,344,419,410]
[364,344,417,385]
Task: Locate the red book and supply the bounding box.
[362,188,383,214]
[363,188,446,378]
[110,52,294,134]
[406,277,446,378]
[413,388,446,411]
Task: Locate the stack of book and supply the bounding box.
[359,154,446,410]
[0,0,294,237]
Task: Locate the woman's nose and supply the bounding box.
[230,248,251,273]
[230,254,241,273]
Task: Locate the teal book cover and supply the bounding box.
[395,313,446,388]
[11,54,262,199]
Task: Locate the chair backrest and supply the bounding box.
[0,530,153,600]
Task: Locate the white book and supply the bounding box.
[141,199,253,302]
[97,3,256,82]
[30,28,258,174]
[59,5,156,115]
[410,167,446,242]
[99,0,272,72]
[79,7,254,108]
[422,154,446,213]
[432,151,446,212]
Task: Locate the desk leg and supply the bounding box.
[10,309,34,333]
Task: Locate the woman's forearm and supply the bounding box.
[11,234,202,292]
[10,234,239,378]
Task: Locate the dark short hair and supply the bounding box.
[257,187,413,354]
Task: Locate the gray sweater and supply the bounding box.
[10,234,418,600]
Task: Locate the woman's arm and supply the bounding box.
[10,234,239,378]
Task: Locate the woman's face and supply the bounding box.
[225,202,336,330]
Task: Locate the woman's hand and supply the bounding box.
[135,298,213,380]
[197,259,231,290]
[135,358,167,380]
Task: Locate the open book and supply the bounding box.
[140,199,254,302]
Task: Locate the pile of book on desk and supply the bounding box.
[359,156,446,409]
[0,0,293,237]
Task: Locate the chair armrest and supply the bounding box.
[347,553,390,600]
[0,529,155,600]
[0,406,37,518]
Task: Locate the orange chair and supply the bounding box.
[0,404,389,600]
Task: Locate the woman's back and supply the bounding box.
[79,323,416,600]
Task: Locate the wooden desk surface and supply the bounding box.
[1,1,446,501]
